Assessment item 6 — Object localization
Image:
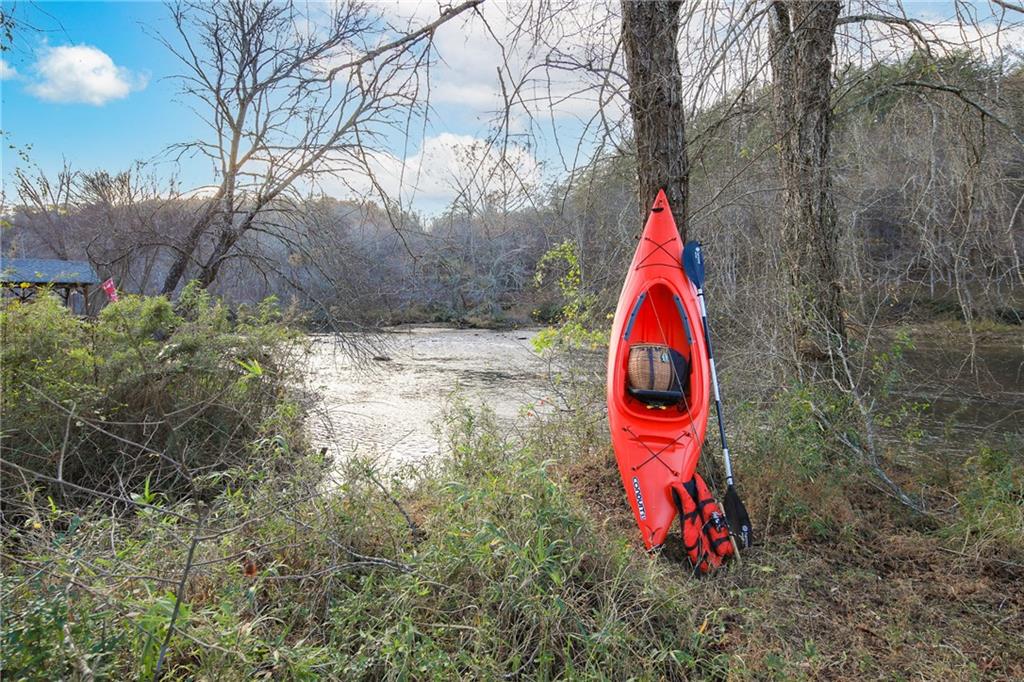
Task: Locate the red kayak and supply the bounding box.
[606,190,711,550]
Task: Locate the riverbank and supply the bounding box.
[6,382,1019,679]
[3,296,1021,679]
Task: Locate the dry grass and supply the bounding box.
[560,435,1024,680]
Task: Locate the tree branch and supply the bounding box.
[322,0,485,81]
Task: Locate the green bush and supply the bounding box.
[736,385,859,541]
[0,284,307,516]
[0,575,124,680]
[943,442,1024,561]
[532,241,607,353]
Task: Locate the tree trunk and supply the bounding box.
[160,201,222,296]
[196,225,242,289]
[769,0,847,365]
[160,228,201,296]
[621,1,689,236]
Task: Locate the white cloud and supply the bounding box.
[382,1,617,120]
[317,132,541,213]
[299,2,618,188]
[27,45,147,105]
[0,58,18,80]
[925,21,1024,62]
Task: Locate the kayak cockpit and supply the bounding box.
[618,282,698,412]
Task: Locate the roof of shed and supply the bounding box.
[0,258,101,285]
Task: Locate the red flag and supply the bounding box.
[101,278,119,302]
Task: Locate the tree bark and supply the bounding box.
[160,238,195,296]
[769,0,847,365]
[160,206,218,296]
[621,1,689,236]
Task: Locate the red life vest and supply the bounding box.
[670,473,735,574]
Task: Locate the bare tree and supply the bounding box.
[6,159,192,296]
[76,168,190,294]
[158,0,483,295]
[10,161,77,260]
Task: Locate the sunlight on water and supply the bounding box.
[305,327,551,468]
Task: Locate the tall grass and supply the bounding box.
[942,441,1024,562]
[1,399,734,679]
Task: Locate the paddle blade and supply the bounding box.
[724,484,753,549]
[682,241,705,288]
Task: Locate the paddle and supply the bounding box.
[682,241,753,550]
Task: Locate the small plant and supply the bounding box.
[736,384,858,539]
[532,240,607,352]
[0,579,122,680]
[943,442,1024,561]
[136,592,191,680]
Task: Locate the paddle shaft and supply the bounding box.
[695,287,733,485]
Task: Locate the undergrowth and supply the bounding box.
[943,442,1024,563]
[1,284,305,517]
[2,294,1021,679]
[1,399,732,680]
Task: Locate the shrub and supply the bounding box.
[0,285,307,518]
[1,400,731,680]
[943,441,1024,562]
[734,385,859,541]
[532,241,607,353]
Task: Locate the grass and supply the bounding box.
[559,383,1024,680]
[2,294,1022,679]
[2,401,727,680]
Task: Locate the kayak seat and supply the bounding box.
[627,344,690,406]
[628,388,686,406]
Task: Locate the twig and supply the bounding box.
[0,458,195,522]
[358,450,425,542]
[937,546,1024,570]
[320,0,483,81]
[153,513,205,682]
[57,400,76,504]
[891,80,1024,149]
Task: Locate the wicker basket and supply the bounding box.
[627,344,675,391]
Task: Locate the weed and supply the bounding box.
[943,441,1024,562]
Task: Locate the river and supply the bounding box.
[306,325,1022,466]
[306,327,551,466]
[889,329,1023,448]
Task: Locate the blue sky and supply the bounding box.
[1,2,215,185]
[0,1,541,214]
